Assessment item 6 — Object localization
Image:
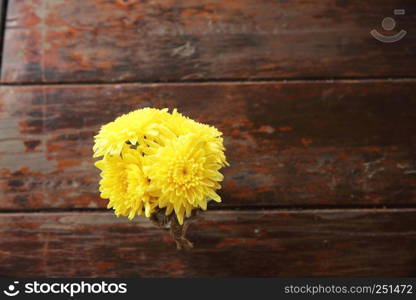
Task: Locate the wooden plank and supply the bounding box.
[1,81,416,210]
[0,209,415,277]
[2,0,416,83]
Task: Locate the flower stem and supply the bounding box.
[149,208,200,250]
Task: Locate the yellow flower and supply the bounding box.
[93,108,170,158]
[144,133,224,224]
[94,108,228,224]
[95,154,130,215]
[167,109,229,167]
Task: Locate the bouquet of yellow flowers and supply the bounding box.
[93,108,228,249]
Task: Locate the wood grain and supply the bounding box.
[0,209,415,277]
[1,81,416,210]
[2,0,416,83]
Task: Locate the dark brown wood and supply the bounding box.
[0,209,415,277]
[2,0,416,83]
[1,81,416,210]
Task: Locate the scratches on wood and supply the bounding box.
[1,81,416,209]
[2,0,416,83]
[0,209,415,277]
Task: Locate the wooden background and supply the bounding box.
[0,0,416,277]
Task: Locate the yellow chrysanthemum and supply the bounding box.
[144,133,224,224]
[95,147,157,219]
[93,108,170,157]
[93,108,228,224]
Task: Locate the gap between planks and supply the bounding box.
[1,207,416,216]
